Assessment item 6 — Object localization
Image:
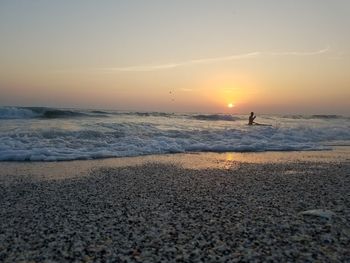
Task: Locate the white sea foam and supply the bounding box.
[1,110,349,161]
[0,106,107,119]
[191,114,242,121]
[0,107,41,119]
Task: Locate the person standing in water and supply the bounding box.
[248,112,256,125]
[248,112,272,126]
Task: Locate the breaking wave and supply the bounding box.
[282,114,348,120]
[1,122,349,161]
[122,112,175,118]
[1,106,349,161]
[191,114,242,121]
[0,107,107,119]
[0,107,184,120]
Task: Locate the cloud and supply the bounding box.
[266,47,330,56]
[101,52,260,72]
[100,47,330,72]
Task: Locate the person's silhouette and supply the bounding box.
[248,112,256,125]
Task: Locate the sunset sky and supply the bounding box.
[0,0,349,114]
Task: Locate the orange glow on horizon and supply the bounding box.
[196,72,260,113]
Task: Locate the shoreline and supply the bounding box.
[0,146,349,181]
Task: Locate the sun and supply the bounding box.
[227,103,234,108]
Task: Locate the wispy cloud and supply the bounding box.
[100,47,330,72]
[266,47,330,56]
[101,52,259,72]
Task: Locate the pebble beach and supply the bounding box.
[0,153,349,262]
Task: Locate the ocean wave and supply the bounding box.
[1,122,349,161]
[117,111,176,118]
[191,114,242,121]
[311,115,346,119]
[0,107,40,119]
[0,107,108,119]
[89,110,110,114]
[282,114,347,120]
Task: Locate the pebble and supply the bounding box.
[0,161,349,262]
[300,209,336,220]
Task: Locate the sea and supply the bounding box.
[0,106,349,161]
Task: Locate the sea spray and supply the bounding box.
[0,107,349,161]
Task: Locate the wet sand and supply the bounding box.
[0,149,349,262]
[1,146,349,181]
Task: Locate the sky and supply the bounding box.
[0,0,349,114]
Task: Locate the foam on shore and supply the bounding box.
[1,107,349,161]
[0,147,349,181]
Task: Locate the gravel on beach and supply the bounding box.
[0,160,349,262]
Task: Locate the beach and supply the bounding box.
[2,1,350,261]
[1,149,349,262]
